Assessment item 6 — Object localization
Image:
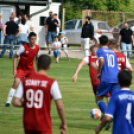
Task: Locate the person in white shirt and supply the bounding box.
[60,31,70,60]
[25,14,34,32]
[17,18,29,46]
[52,36,61,63]
[54,14,61,35]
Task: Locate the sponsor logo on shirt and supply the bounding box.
[26,51,29,54]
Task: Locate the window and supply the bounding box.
[98,22,109,30]
[78,20,82,29]
[40,16,46,26]
[65,20,77,30]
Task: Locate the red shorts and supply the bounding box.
[92,83,110,97]
[16,69,35,79]
[25,130,52,134]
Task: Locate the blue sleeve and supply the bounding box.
[96,49,103,59]
[105,96,116,118]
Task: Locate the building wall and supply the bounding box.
[0,5,16,44]
[30,2,61,47]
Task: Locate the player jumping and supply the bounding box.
[72,45,110,99]
[13,55,67,134]
[95,70,134,134]
[5,32,40,107]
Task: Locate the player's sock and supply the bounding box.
[6,88,16,104]
[97,101,107,114]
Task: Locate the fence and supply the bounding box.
[82,10,134,27]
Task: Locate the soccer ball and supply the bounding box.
[90,108,101,119]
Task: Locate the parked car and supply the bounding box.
[110,19,134,43]
[64,19,113,45]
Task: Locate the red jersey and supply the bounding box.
[17,44,40,71]
[88,55,100,85]
[115,51,126,71]
[22,74,55,132]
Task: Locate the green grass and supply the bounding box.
[0,56,134,134]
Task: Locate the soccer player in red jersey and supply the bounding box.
[5,32,40,107]
[13,55,67,134]
[108,39,133,72]
[73,45,110,98]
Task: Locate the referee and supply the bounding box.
[81,16,94,57]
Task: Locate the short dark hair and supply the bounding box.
[38,55,51,70]
[86,16,91,20]
[25,14,30,19]
[55,36,59,39]
[124,21,128,24]
[99,35,108,46]
[49,11,53,13]
[28,32,37,39]
[118,70,132,87]
[54,13,57,16]
[21,18,26,25]
[10,16,14,20]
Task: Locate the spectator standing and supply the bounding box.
[45,14,59,55]
[81,16,94,57]
[17,18,29,46]
[0,14,3,44]
[12,12,18,22]
[118,22,134,59]
[44,11,53,48]
[0,16,20,58]
[15,15,23,24]
[25,14,34,32]
[54,13,61,35]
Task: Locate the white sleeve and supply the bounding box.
[16,45,25,56]
[82,57,89,65]
[37,50,40,58]
[14,81,24,98]
[126,58,131,68]
[31,22,34,28]
[50,81,62,100]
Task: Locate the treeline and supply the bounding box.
[53,0,134,23]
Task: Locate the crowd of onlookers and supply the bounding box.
[0,11,70,63]
[0,12,34,58]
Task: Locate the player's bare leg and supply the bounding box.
[5,78,21,107]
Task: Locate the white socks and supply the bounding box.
[6,88,16,104]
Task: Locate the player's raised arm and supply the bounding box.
[73,60,86,82]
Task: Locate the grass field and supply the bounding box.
[0,56,133,134]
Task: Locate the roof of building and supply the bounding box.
[0,0,49,6]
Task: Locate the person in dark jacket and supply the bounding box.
[81,16,94,57]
